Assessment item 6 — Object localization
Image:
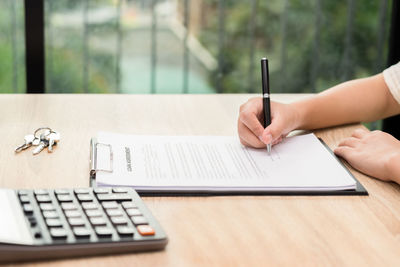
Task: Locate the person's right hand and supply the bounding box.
[238,97,300,148]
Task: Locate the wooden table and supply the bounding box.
[1,94,400,266]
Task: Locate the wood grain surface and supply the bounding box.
[1,94,400,267]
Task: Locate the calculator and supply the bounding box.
[0,187,168,263]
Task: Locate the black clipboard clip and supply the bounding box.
[90,138,113,187]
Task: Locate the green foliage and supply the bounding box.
[199,0,392,94]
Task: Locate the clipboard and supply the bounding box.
[89,137,368,196]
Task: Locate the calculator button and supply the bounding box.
[121,202,137,209]
[73,227,91,238]
[94,188,109,194]
[42,211,59,219]
[36,195,52,203]
[110,216,128,225]
[46,218,63,227]
[34,232,42,239]
[28,217,37,227]
[126,208,141,217]
[23,204,33,214]
[18,190,29,196]
[68,218,85,227]
[82,202,99,210]
[102,201,118,209]
[116,226,134,236]
[50,228,68,239]
[136,225,155,236]
[74,188,90,194]
[65,210,82,218]
[61,203,78,210]
[55,189,70,195]
[130,216,148,225]
[34,189,48,195]
[76,194,93,202]
[90,217,107,226]
[19,195,30,203]
[106,209,123,217]
[86,209,103,218]
[112,188,129,193]
[97,194,131,202]
[57,194,73,202]
[95,226,113,237]
[40,203,55,211]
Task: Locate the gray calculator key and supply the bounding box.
[43,211,59,219]
[36,195,52,203]
[131,216,148,225]
[94,188,109,194]
[86,209,103,218]
[68,218,85,227]
[40,203,55,211]
[65,210,81,218]
[74,188,90,194]
[112,188,129,193]
[55,189,70,195]
[102,201,118,209]
[95,226,113,237]
[34,189,48,195]
[73,227,91,238]
[19,195,30,203]
[50,228,68,239]
[82,202,98,210]
[106,209,123,217]
[126,208,141,217]
[18,190,29,196]
[117,226,135,236]
[90,217,107,226]
[122,202,137,209]
[76,194,93,202]
[23,204,33,214]
[111,216,128,225]
[61,203,77,210]
[57,194,73,202]
[97,194,131,202]
[46,218,63,227]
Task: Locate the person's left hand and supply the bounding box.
[334,128,400,182]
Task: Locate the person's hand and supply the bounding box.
[238,97,300,148]
[334,129,400,182]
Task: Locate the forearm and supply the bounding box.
[292,74,400,130]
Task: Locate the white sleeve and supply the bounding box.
[383,61,400,104]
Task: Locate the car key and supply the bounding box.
[15,134,36,153]
[46,131,61,153]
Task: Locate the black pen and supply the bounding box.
[261,58,271,154]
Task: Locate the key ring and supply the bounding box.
[34,127,52,139]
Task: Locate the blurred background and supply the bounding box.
[0,0,393,94]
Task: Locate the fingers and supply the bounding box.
[238,98,268,148]
[334,146,355,160]
[338,137,361,148]
[352,128,368,139]
[262,119,284,145]
[239,108,265,140]
[238,121,266,148]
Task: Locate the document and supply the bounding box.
[94,132,356,192]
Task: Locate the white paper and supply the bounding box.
[95,132,356,191]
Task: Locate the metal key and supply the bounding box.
[15,134,36,153]
[45,131,61,153]
[32,133,50,155]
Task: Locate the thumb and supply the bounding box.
[261,120,284,145]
